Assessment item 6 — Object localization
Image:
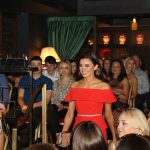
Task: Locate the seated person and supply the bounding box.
[116,134,150,150]
[51,60,74,119]
[110,108,150,150]
[0,74,9,108]
[17,56,55,146]
[43,56,59,82]
[71,121,108,150]
[50,60,74,144]
[0,73,9,150]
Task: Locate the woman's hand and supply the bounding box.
[109,141,118,150]
[60,132,70,147]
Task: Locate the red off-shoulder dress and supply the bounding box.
[65,88,116,139]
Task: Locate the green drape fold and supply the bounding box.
[47,16,95,60]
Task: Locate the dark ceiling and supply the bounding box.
[0,0,150,18]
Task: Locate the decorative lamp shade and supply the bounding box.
[119,34,126,45]
[102,34,110,45]
[40,47,61,64]
[136,34,144,45]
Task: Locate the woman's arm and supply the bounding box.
[61,101,75,147]
[118,78,129,103]
[105,103,116,142]
[62,101,75,132]
[131,77,138,99]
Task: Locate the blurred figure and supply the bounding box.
[148,111,150,128]
[124,57,138,107]
[116,134,150,150]
[71,121,108,150]
[0,74,9,107]
[0,73,9,150]
[118,108,150,138]
[109,59,129,129]
[133,55,149,111]
[70,60,77,76]
[28,143,58,150]
[144,109,150,128]
[101,58,111,82]
[7,75,22,106]
[99,58,103,67]
[120,55,127,64]
[43,56,59,82]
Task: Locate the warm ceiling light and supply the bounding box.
[88,39,94,45]
[40,47,61,64]
[131,18,137,31]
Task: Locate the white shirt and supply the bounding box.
[134,68,150,94]
[42,70,59,82]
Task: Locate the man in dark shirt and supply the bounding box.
[17,56,59,146]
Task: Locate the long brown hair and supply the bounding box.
[71,121,108,150]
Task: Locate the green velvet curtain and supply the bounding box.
[47,16,95,60]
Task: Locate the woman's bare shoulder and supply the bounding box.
[70,81,80,88]
[97,80,111,90]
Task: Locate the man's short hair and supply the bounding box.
[30,56,42,62]
[45,56,56,64]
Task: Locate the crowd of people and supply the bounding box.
[0,51,150,150]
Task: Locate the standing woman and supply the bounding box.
[124,57,138,107]
[61,51,117,146]
[109,59,129,129]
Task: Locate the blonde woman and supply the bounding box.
[109,108,150,150]
[50,60,74,143]
[124,57,138,107]
[118,108,150,138]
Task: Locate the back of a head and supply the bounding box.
[116,134,150,150]
[121,108,150,136]
[72,121,108,150]
[28,143,58,150]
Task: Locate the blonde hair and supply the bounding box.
[58,60,72,76]
[120,108,150,136]
[124,57,136,72]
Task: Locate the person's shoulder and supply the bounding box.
[70,81,79,88]
[41,74,52,83]
[21,74,29,80]
[97,81,111,90]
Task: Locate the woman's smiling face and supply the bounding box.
[79,58,97,78]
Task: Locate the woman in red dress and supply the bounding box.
[61,51,116,146]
